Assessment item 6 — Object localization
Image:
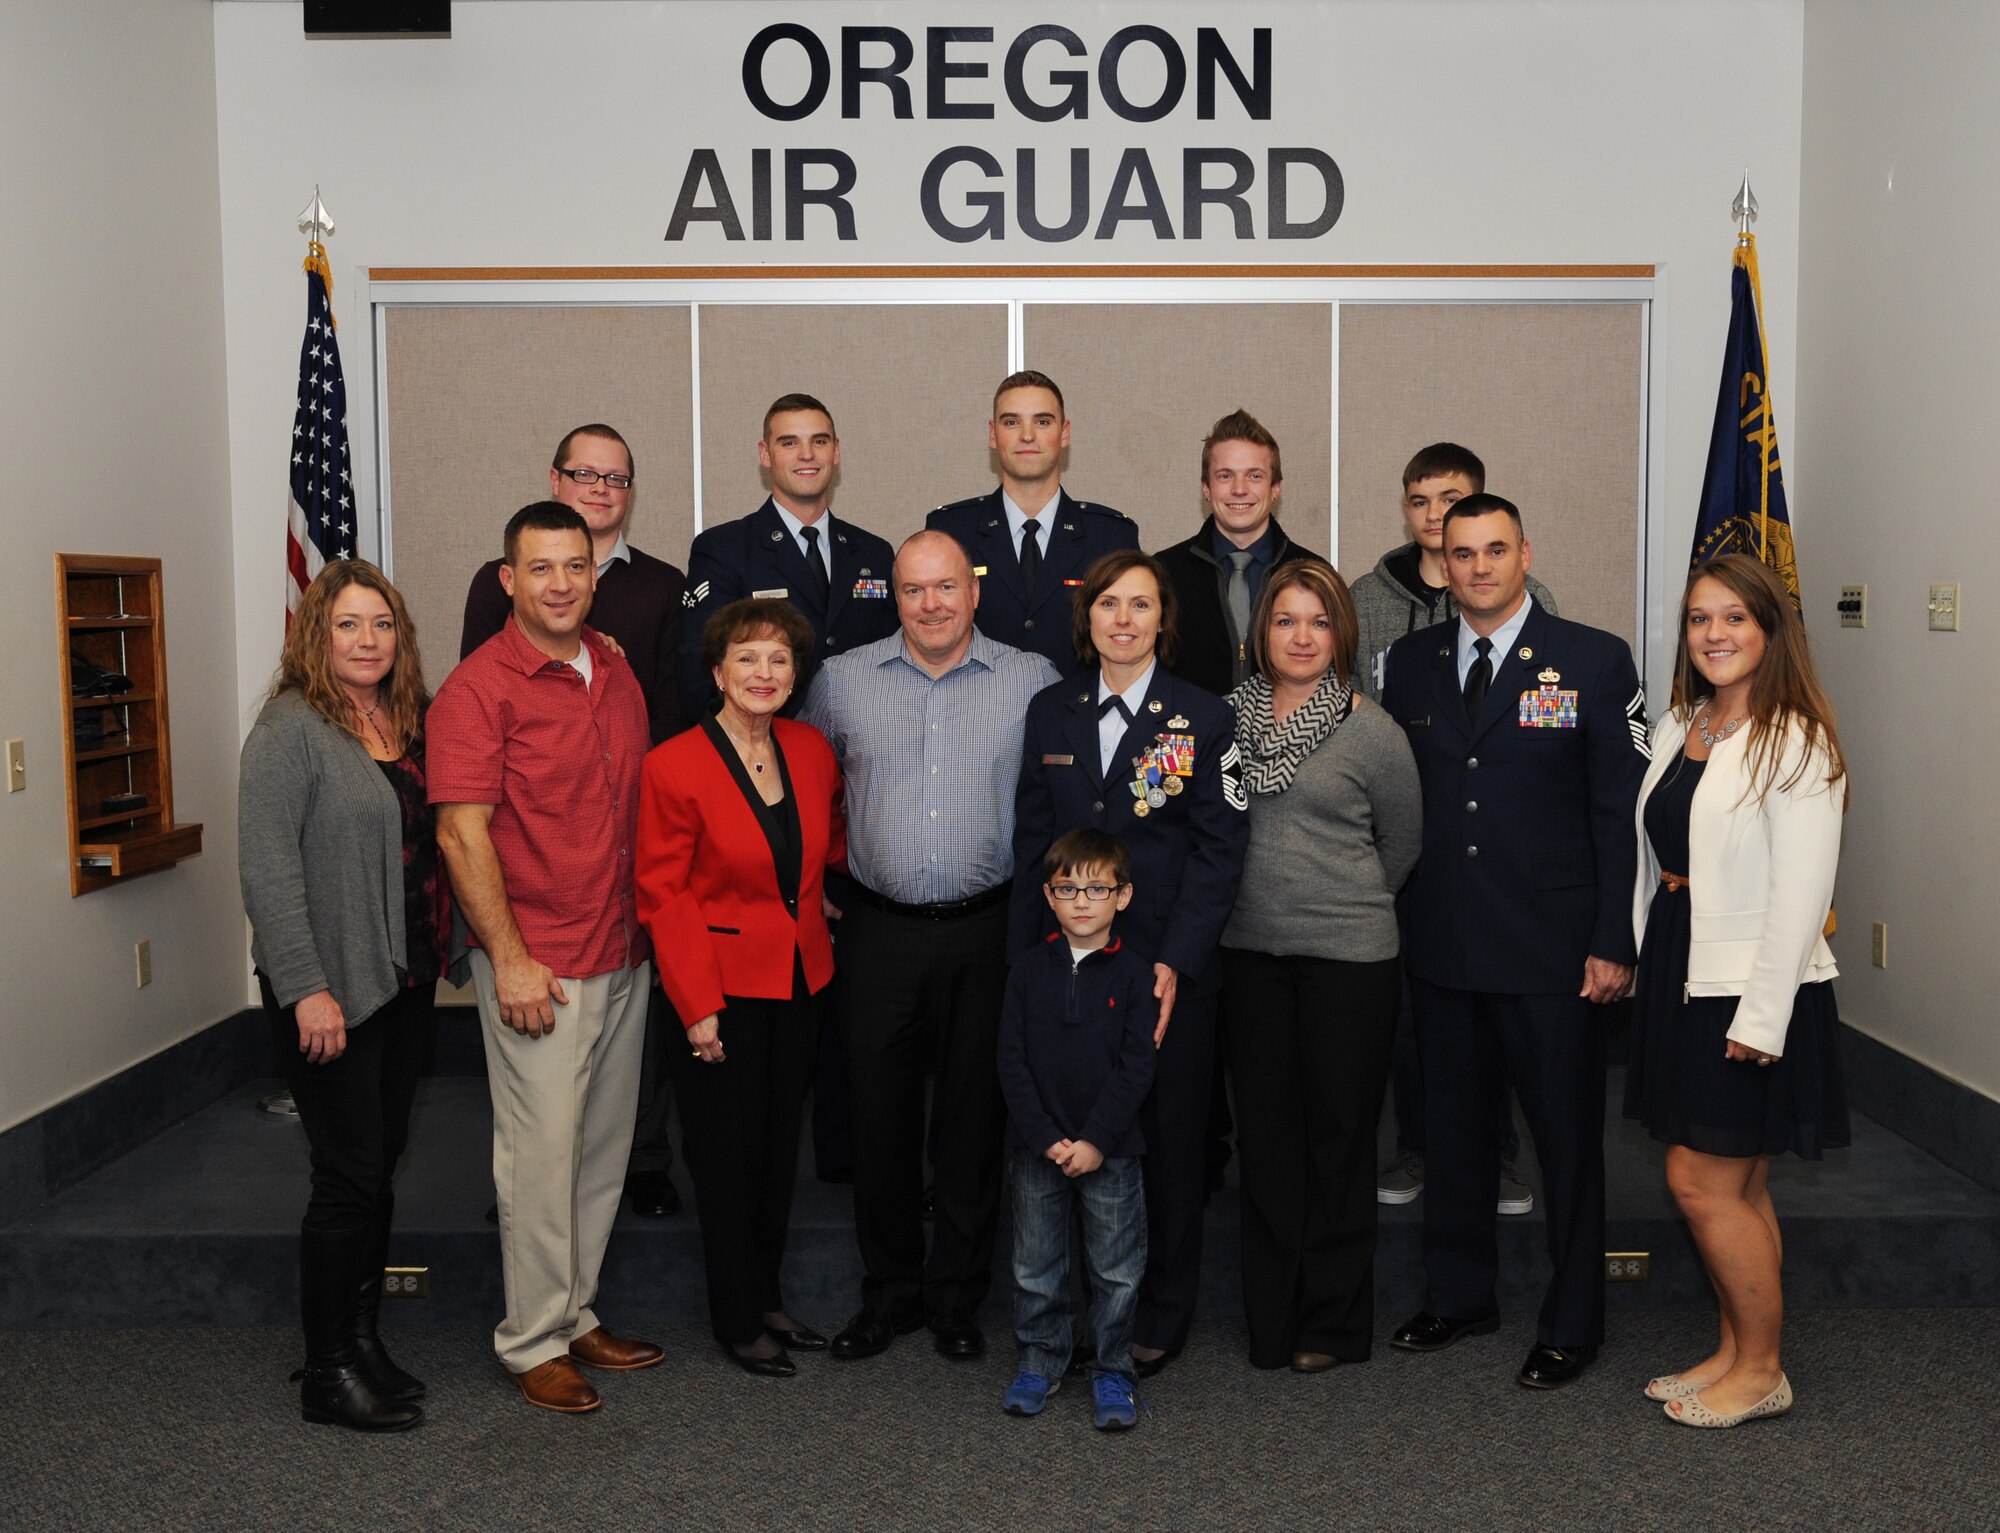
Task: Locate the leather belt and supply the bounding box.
[847,880,1011,921]
[1660,870,1690,893]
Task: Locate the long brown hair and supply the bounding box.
[271,560,429,747]
[1671,555,1847,808]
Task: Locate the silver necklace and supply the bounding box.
[722,723,769,774]
[1696,709,1744,750]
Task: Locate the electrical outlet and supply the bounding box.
[1872,922,1888,968]
[1928,582,1961,632]
[383,1266,430,1299]
[1606,1253,1651,1282]
[135,940,152,988]
[4,739,23,792]
[1838,584,1867,628]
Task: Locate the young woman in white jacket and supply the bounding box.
[1624,554,1850,1429]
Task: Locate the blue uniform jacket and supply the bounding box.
[1381,599,1649,996]
[996,934,1159,1158]
[926,489,1136,672]
[680,497,898,716]
[1009,667,1249,995]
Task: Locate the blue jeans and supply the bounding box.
[1010,1148,1146,1380]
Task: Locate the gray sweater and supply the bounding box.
[238,689,408,1022]
[1220,697,1423,963]
[1350,540,1559,700]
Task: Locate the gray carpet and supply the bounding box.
[3,1310,1996,1532]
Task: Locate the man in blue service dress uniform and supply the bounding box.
[1381,493,1648,1391]
[926,370,1136,672]
[680,393,898,718]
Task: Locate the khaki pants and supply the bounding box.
[471,951,651,1372]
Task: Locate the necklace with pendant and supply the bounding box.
[356,700,394,756]
[1696,710,1744,750]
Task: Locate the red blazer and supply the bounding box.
[636,717,846,1027]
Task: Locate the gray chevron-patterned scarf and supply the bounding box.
[1227,668,1354,796]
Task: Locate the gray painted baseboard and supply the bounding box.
[1840,1023,2000,1198]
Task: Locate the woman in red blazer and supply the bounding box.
[637,598,845,1378]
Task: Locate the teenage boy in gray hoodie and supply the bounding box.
[1350,443,1559,700]
[1353,443,1552,1211]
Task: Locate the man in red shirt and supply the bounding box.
[431,501,662,1414]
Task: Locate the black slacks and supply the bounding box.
[260,975,437,1234]
[666,966,822,1346]
[1410,978,1608,1348]
[837,898,1008,1319]
[1222,949,1400,1368]
[1134,985,1219,1353]
[625,983,680,1179]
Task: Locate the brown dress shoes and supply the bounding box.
[569,1328,666,1371]
[512,1356,601,1413]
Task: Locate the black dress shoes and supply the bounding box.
[764,1322,829,1351]
[1389,1311,1502,1352]
[1517,1342,1597,1389]
[724,1341,797,1378]
[830,1309,925,1360]
[929,1309,984,1359]
[625,1172,681,1218]
[1132,1346,1180,1379]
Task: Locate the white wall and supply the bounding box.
[1794,0,2000,1099]
[0,0,243,1130]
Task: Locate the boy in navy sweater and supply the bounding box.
[995,829,1158,1431]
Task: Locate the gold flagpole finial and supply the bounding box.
[1732,173,1758,246]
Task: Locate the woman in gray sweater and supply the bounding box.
[239,561,450,1432]
[1221,559,1421,1373]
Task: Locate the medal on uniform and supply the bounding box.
[1163,775,1183,796]
[1519,666,1579,728]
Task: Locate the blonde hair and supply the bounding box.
[271,560,429,748]
[1672,555,1847,809]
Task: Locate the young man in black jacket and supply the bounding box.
[1154,409,1329,698]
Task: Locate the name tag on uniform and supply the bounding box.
[852,577,889,599]
[1403,716,1431,728]
[1041,754,1075,766]
[752,587,788,600]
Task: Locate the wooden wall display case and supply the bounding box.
[55,554,203,896]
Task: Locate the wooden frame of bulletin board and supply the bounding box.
[354,264,1669,695]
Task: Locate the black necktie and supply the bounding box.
[1463,636,1494,720]
[800,524,830,605]
[1019,519,1042,597]
[1099,694,1133,725]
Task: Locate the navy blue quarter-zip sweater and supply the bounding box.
[996,933,1159,1159]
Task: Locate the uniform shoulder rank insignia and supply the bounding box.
[1625,686,1653,760]
[1519,666,1578,728]
[973,565,989,577]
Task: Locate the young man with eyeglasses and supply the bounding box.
[460,423,689,1223]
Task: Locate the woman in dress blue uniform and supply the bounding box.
[1626,554,1850,1429]
[1010,548,1249,1376]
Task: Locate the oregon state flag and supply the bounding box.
[1690,233,1800,610]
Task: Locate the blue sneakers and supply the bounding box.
[1002,1370,1059,1416]
[1091,1370,1139,1431]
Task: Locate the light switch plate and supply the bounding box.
[1838,584,1866,629]
[1928,582,1961,632]
[4,739,22,792]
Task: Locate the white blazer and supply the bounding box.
[1631,709,1842,1057]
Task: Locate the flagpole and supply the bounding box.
[1731,174,1771,561]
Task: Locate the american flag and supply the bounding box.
[285,241,353,620]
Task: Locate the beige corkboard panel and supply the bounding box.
[1022,304,1334,556]
[383,305,695,684]
[695,303,1009,547]
[1337,303,1644,647]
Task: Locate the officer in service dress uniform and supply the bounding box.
[926,370,1136,672]
[1380,493,1649,1392]
[680,393,898,718]
[1010,548,1249,1377]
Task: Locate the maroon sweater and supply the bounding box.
[459,545,687,745]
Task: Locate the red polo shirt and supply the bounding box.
[427,617,652,980]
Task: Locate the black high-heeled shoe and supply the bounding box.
[763,1321,828,1351]
[724,1341,797,1378]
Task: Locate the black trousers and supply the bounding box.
[625,983,679,1179]
[838,898,1008,1319]
[666,967,821,1346]
[1134,985,1219,1353]
[260,975,437,1235]
[1410,979,1607,1348]
[1222,949,1400,1368]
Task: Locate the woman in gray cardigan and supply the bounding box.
[1221,559,1422,1373]
[239,561,449,1432]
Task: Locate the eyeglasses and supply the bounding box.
[1047,883,1123,901]
[556,467,633,490]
